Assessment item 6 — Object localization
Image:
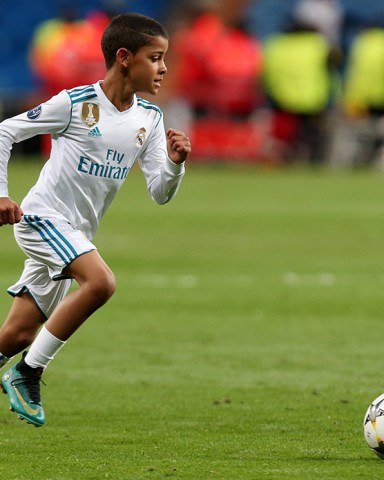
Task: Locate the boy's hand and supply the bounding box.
[0,197,23,226]
[166,128,191,164]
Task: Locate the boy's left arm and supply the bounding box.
[138,120,191,205]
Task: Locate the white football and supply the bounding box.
[363,393,384,459]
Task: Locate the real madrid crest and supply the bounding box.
[82,102,100,127]
[135,127,147,147]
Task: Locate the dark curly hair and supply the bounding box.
[101,13,168,69]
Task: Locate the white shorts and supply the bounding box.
[8,214,96,318]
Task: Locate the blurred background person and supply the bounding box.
[262,0,343,164]
[171,0,263,119]
[162,0,266,162]
[334,22,384,167]
[28,1,114,157]
[29,2,111,96]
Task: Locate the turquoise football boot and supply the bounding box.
[1,355,45,427]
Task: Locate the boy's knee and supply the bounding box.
[17,330,37,349]
[1,324,36,350]
[102,270,117,299]
[90,270,116,305]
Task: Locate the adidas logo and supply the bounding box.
[88,126,102,137]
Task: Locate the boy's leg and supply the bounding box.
[0,293,45,359]
[1,213,115,426]
[1,250,116,426]
[24,249,115,368]
[44,249,116,341]
[0,294,47,426]
[0,256,72,368]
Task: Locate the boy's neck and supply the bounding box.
[100,72,135,112]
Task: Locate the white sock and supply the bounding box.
[25,326,66,369]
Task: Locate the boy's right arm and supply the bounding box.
[0,197,23,226]
[0,91,71,226]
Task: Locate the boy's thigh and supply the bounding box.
[63,249,114,284]
[9,215,97,317]
[8,258,73,319]
[14,214,96,280]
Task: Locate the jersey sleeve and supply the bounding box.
[0,91,71,197]
[138,114,185,205]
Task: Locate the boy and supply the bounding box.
[0,13,191,427]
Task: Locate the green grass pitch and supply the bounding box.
[1,158,384,479]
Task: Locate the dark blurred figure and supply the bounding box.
[262,0,343,164]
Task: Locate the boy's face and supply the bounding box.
[128,36,169,95]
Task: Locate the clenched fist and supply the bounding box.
[0,197,23,226]
[166,128,191,164]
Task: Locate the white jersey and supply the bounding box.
[0,81,185,239]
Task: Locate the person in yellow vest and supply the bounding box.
[263,17,340,164]
[340,27,384,167]
[344,28,384,116]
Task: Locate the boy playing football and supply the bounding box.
[0,12,191,426]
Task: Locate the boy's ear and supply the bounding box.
[116,48,132,67]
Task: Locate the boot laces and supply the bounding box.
[12,368,45,404]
